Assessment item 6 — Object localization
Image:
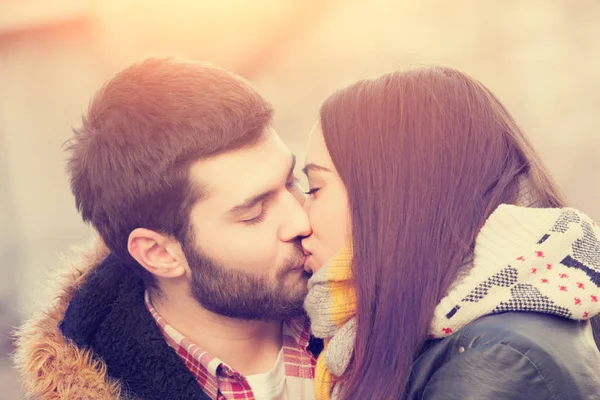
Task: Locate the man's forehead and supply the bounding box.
[188,134,293,205]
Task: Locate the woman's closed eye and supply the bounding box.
[305,187,320,196]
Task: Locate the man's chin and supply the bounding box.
[243,300,306,322]
[282,276,309,299]
[202,301,306,322]
[189,268,309,321]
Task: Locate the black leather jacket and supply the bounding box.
[406,312,600,399]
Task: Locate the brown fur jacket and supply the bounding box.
[12,241,212,400]
[13,242,124,399]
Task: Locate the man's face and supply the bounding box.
[183,128,312,320]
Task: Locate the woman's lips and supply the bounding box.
[303,255,313,273]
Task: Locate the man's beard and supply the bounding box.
[182,238,310,321]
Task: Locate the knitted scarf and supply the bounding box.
[304,244,355,400]
[304,205,600,399]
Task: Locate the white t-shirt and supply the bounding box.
[245,349,314,400]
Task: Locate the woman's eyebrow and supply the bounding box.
[302,163,332,175]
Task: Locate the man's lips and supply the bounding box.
[290,255,307,270]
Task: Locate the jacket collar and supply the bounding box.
[60,253,209,400]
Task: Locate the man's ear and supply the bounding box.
[128,228,187,279]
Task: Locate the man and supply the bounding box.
[14,58,321,400]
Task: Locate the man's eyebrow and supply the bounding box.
[228,153,297,214]
[302,163,332,175]
[228,189,277,214]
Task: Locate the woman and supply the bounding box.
[301,66,600,399]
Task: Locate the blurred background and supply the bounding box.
[1,0,599,397]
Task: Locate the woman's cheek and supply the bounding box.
[314,198,337,261]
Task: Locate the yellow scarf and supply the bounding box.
[305,244,356,399]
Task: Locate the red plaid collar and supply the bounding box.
[145,292,315,400]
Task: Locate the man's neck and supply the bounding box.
[150,289,283,376]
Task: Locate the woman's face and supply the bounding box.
[301,122,350,273]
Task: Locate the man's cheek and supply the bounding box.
[219,233,277,268]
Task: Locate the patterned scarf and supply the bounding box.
[304,205,600,399]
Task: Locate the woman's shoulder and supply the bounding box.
[407,312,600,399]
[463,310,592,346]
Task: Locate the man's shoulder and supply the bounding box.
[12,241,121,399]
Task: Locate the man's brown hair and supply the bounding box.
[66,58,273,289]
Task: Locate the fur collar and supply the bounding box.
[13,240,124,399]
[13,239,209,400]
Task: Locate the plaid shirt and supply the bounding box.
[145,292,316,399]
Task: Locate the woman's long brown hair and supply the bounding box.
[319,66,568,399]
